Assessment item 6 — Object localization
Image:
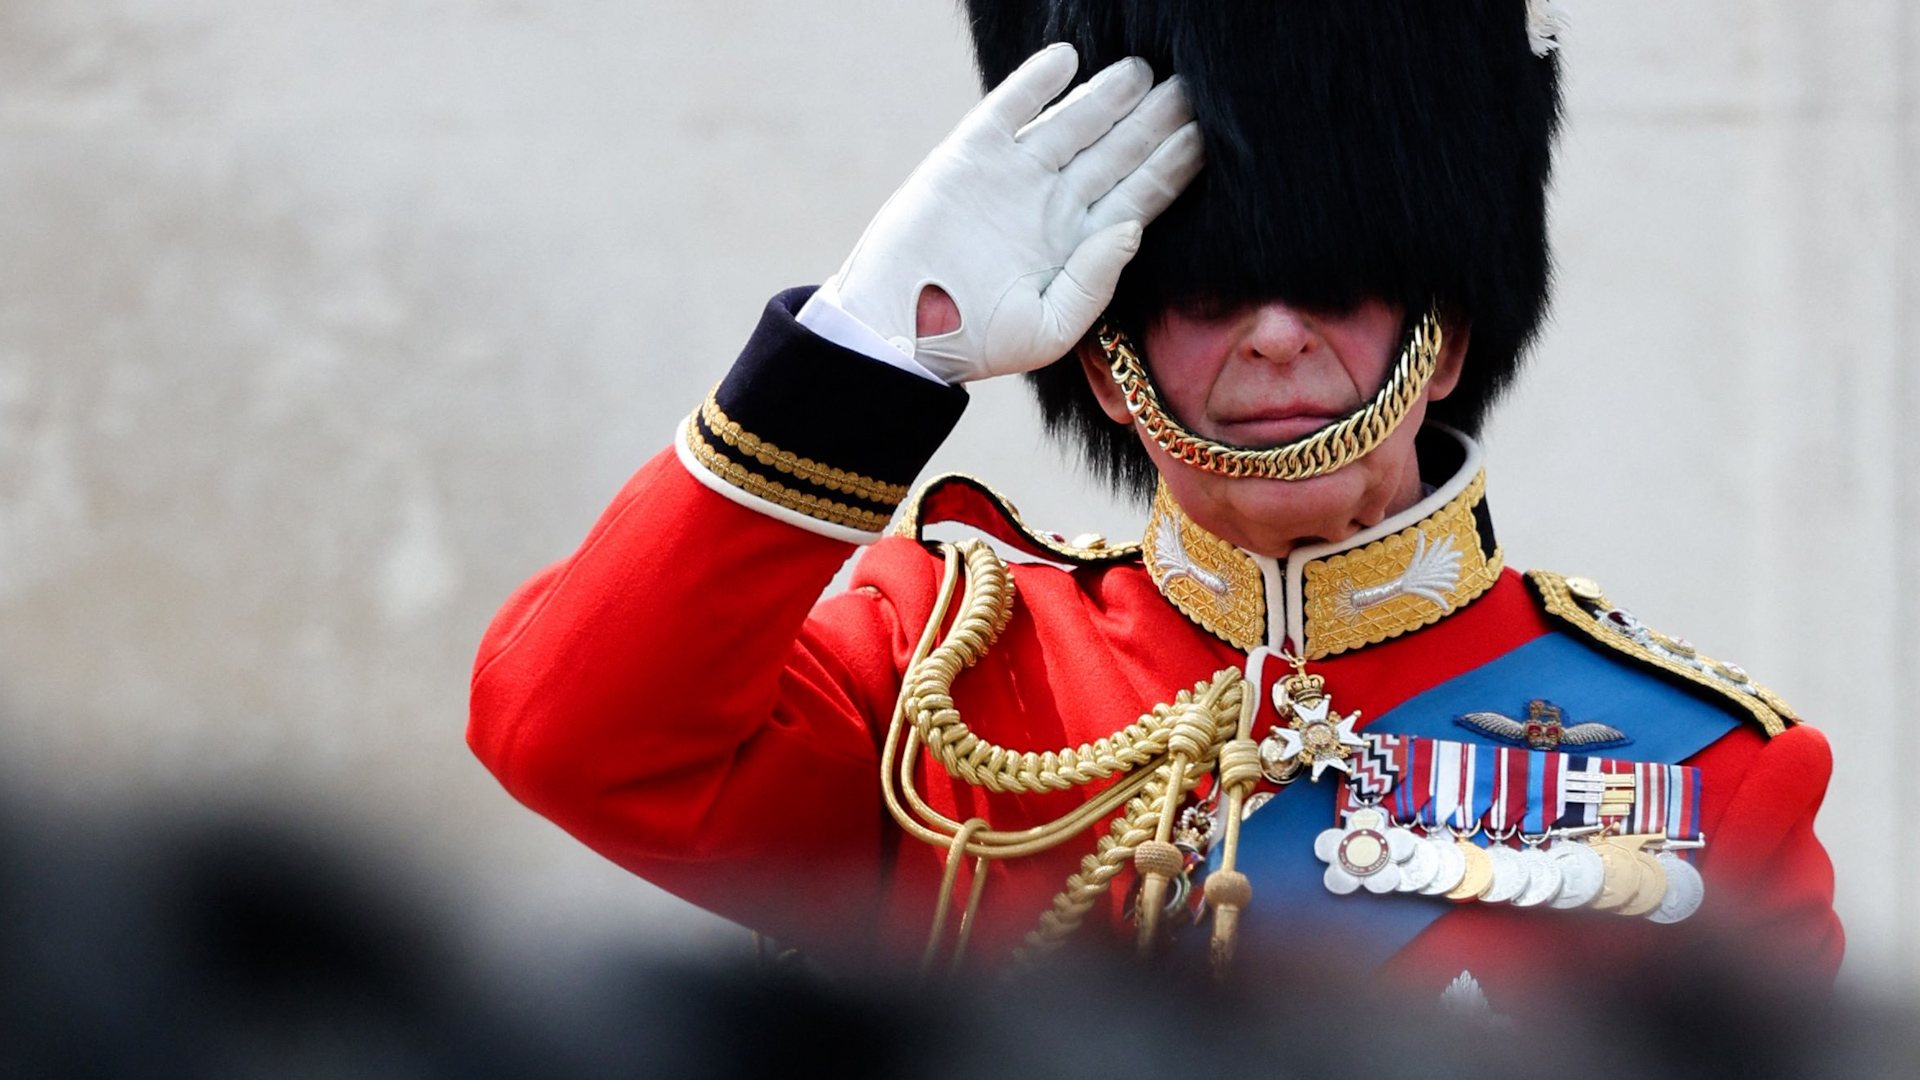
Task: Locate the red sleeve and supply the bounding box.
[469,453,929,952]
[1696,722,1845,981]
[467,289,966,958]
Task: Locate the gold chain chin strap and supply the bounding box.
[1097,306,1444,481]
[881,539,1246,975]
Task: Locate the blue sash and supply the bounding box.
[1203,632,1740,969]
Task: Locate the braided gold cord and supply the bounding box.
[900,544,1215,796]
[882,544,1170,866]
[1133,698,1230,952]
[1013,762,1175,967]
[922,817,989,976]
[881,539,1246,971]
[1097,308,1443,481]
[896,718,1164,857]
[1009,674,1241,965]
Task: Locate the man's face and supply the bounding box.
[1146,297,1407,446]
[1078,297,1468,557]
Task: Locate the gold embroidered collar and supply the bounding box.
[1140,427,1503,659]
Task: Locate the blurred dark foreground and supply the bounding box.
[1,799,1913,1080]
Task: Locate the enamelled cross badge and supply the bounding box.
[1257,652,1365,783]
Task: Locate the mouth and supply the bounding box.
[1213,409,1348,445]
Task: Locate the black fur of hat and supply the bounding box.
[963,1,1564,497]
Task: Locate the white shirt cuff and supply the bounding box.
[796,291,948,384]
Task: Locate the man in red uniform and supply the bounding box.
[469,2,1841,1002]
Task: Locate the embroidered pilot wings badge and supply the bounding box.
[1454,699,1631,752]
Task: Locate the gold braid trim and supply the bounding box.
[890,473,1141,564]
[700,396,908,505]
[1098,307,1443,481]
[1527,569,1794,738]
[881,538,1244,971]
[684,417,893,532]
[1301,468,1503,659]
[1140,480,1265,652]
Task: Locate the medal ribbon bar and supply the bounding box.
[1335,734,1701,845]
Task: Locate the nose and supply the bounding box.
[1239,302,1316,362]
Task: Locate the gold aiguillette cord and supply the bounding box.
[881,539,1246,975]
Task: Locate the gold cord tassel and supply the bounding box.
[1203,676,1266,976]
[1133,703,1220,955]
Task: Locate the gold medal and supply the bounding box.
[1617,850,1669,917]
[1591,832,1664,911]
[1445,841,1493,901]
[1590,840,1641,910]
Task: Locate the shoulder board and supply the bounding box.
[890,474,1140,566]
[1525,569,1797,738]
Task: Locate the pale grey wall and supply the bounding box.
[1,2,1912,988]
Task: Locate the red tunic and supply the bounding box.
[467,291,1841,998]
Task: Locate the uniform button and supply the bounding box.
[1565,576,1605,603]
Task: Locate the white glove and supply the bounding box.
[815,43,1203,384]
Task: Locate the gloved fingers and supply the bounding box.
[1084,120,1204,232]
[1034,220,1145,354]
[1059,75,1192,207]
[967,42,1081,139]
[1016,56,1155,170]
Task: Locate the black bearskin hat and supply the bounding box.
[963,1,1564,497]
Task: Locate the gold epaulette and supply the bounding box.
[890,473,1141,566]
[1526,569,1797,738]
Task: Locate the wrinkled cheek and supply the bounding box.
[1143,364,1218,433]
[1140,331,1233,431]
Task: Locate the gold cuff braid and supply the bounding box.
[699,396,908,505]
[1097,307,1444,481]
[684,417,894,532]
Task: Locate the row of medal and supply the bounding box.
[1313,734,1707,924]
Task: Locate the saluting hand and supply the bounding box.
[817,43,1203,384]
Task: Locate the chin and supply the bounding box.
[1205,471,1386,552]
[1140,423,1424,558]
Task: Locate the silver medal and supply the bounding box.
[1315,807,1417,895]
[1509,847,1564,908]
[1647,852,1705,924]
[1480,845,1528,904]
[1394,834,1440,892]
[1420,834,1467,896]
[1377,824,1422,893]
[1315,827,1362,895]
[1548,841,1606,908]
